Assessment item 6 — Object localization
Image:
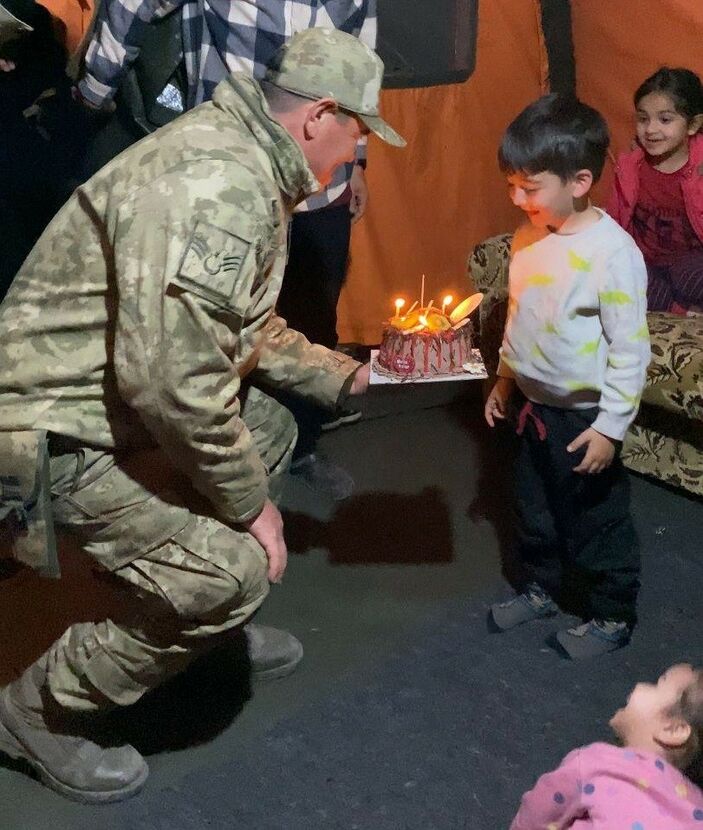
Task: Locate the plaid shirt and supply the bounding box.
[80,0,376,211]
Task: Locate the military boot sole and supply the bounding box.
[0,696,148,804]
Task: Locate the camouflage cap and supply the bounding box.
[265,28,405,148]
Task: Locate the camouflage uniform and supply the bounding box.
[0,71,361,710]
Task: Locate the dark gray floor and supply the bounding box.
[1,382,702,829]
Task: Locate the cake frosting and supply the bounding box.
[375,292,483,380]
[377,321,473,378]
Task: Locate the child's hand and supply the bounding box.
[485,377,514,427]
[567,427,615,474]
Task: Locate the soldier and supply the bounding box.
[0,28,404,803]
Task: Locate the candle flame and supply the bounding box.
[394,298,405,313]
[443,294,453,306]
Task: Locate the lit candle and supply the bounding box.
[442,294,453,316]
[418,314,428,329]
[394,298,405,319]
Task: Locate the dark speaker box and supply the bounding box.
[377,0,479,88]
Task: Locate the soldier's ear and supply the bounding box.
[302,98,337,139]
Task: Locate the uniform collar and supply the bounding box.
[212,73,320,206]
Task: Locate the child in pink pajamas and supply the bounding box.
[511,664,703,828]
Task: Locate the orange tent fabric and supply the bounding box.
[339,0,548,343]
[39,0,94,57]
[572,0,703,205]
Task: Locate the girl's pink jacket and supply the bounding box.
[606,132,703,244]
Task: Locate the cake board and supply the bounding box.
[369,348,487,386]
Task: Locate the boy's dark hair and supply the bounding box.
[635,67,703,122]
[498,93,610,183]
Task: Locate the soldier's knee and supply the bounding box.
[178,549,269,626]
[123,518,270,626]
[239,387,298,486]
[262,400,297,472]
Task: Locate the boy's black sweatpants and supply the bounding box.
[513,400,640,627]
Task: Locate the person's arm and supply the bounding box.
[605,161,626,226]
[510,749,585,830]
[591,242,650,442]
[252,314,362,410]
[111,180,272,526]
[78,0,186,109]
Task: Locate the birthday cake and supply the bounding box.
[376,293,483,380]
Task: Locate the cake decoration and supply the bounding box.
[376,288,484,380]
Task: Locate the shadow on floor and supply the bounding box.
[100,639,254,755]
[283,487,453,565]
[446,395,522,585]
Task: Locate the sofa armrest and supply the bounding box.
[468,234,512,295]
[467,234,512,377]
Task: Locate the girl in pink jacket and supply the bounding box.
[607,67,703,315]
[511,663,703,829]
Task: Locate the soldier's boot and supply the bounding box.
[243,624,304,681]
[0,656,148,803]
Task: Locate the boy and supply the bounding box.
[485,94,650,659]
[511,663,703,828]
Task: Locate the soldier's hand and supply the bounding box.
[349,363,370,395]
[244,499,287,583]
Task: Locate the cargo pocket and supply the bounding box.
[0,430,59,577]
[81,491,192,572]
[146,515,269,622]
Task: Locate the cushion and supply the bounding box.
[643,312,703,421]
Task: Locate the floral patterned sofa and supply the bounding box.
[469,234,703,497]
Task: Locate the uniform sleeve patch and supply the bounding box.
[174,222,252,310]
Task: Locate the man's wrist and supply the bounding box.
[74,79,116,113]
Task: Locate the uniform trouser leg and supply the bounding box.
[519,404,640,627]
[36,387,296,713]
[275,204,352,458]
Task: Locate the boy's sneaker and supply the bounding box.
[555,619,630,660]
[320,407,362,432]
[490,583,558,631]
